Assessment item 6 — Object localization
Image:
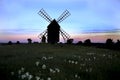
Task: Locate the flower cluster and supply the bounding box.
[10,52,116,80]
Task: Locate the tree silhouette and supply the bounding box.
[41,35,46,43]
[33,42,39,44]
[16,41,20,44]
[27,38,32,44]
[8,41,12,45]
[67,39,74,44]
[105,38,114,49]
[76,41,83,45]
[116,40,120,45]
[84,39,91,46]
[115,39,120,49]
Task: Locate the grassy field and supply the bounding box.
[0,44,120,80]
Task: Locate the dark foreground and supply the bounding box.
[0,44,120,80]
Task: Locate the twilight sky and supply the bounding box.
[0,0,120,43]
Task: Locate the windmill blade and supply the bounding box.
[60,28,70,42]
[60,30,69,42]
[60,28,70,39]
[60,31,66,42]
[57,10,71,23]
[38,29,47,39]
[38,8,52,23]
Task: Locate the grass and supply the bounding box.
[0,43,120,80]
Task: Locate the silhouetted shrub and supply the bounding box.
[16,41,20,44]
[8,41,12,45]
[115,39,120,50]
[33,42,39,44]
[106,38,113,44]
[41,35,46,43]
[27,38,32,44]
[67,39,74,44]
[105,38,114,49]
[84,39,91,46]
[76,41,83,45]
[116,40,120,46]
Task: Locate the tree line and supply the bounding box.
[2,38,120,50]
[75,39,120,50]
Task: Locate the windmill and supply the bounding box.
[38,8,71,43]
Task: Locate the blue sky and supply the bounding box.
[0,0,120,42]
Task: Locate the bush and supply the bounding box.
[105,38,114,49]
[67,39,74,44]
[16,41,20,44]
[27,38,32,44]
[8,41,12,45]
[84,39,91,46]
[76,41,83,45]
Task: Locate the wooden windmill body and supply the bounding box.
[38,9,70,43]
[47,19,60,43]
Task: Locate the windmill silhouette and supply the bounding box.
[38,9,71,43]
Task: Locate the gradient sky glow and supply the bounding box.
[0,0,120,43]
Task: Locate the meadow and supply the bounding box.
[0,43,120,80]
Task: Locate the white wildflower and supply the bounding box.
[71,61,74,64]
[80,67,82,70]
[108,55,112,59]
[93,57,96,60]
[68,60,71,63]
[88,58,91,61]
[87,53,95,55]
[52,70,56,73]
[89,68,92,72]
[47,77,51,80]
[50,68,53,73]
[18,70,22,75]
[73,55,77,57]
[36,76,40,80]
[64,59,67,62]
[35,61,40,66]
[25,72,29,77]
[65,78,67,80]
[86,69,88,72]
[11,72,14,75]
[42,56,47,60]
[103,54,106,57]
[40,78,44,80]
[75,74,78,78]
[48,56,53,59]
[81,58,83,60]
[50,68,56,73]
[78,76,80,79]
[21,67,25,72]
[85,58,87,61]
[55,68,60,73]
[81,63,85,66]
[75,61,78,64]
[21,74,26,79]
[28,75,33,80]
[42,64,46,69]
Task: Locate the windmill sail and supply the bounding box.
[38,8,52,23]
[38,9,71,43]
[57,10,71,23]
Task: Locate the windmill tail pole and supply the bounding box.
[38,30,47,39]
[60,30,70,43]
[60,28,70,38]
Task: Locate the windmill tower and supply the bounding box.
[38,9,71,43]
